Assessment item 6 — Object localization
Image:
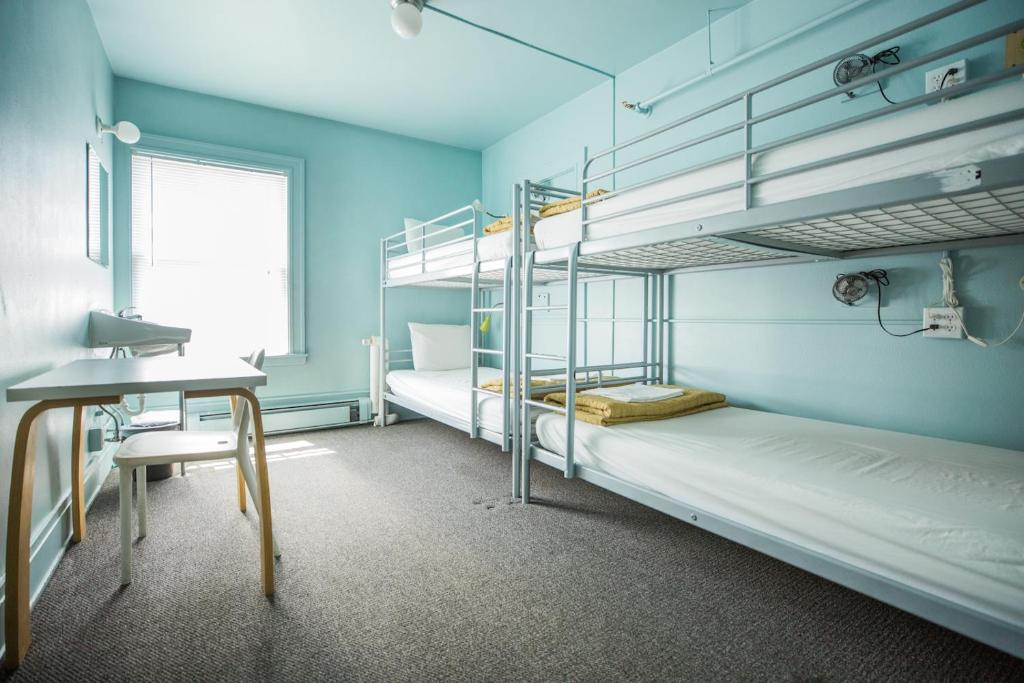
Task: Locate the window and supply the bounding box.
[129,139,304,359]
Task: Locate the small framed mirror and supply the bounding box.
[86,143,109,266]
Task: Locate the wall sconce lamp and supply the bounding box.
[96,117,141,144]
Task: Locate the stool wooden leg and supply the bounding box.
[236,452,282,558]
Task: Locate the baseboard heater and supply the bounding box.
[198,397,372,434]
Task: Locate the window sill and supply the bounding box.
[264,353,308,367]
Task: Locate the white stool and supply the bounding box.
[113,349,280,585]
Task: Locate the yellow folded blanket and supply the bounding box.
[480,377,560,394]
[539,189,609,218]
[543,385,727,426]
[483,214,538,235]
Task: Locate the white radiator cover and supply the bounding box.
[197,396,372,434]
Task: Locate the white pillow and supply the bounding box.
[404,218,452,254]
[408,322,471,371]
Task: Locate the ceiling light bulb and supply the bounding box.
[391,0,423,39]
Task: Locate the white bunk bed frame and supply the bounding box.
[377,195,607,460]
[518,0,1024,658]
[379,204,515,450]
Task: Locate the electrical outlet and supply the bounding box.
[925,59,966,95]
[534,291,550,307]
[923,307,964,339]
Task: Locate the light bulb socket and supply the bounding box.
[389,0,424,11]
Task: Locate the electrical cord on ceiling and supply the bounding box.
[871,46,901,105]
[938,256,1024,348]
[859,269,937,337]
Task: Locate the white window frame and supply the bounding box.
[127,134,306,365]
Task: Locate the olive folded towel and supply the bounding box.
[482,214,539,235]
[538,189,609,218]
[479,377,559,394]
[544,385,727,426]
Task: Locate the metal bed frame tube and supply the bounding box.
[501,259,512,452]
[563,243,580,479]
[469,260,480,440]
[585,0,983,171]
[573,59,1024,226]
[378,238,388,426]
[751,63,1024,157]
[658,273,668,384]
[521,249,536,502]
[748,18,1024,128]
[511,183,522,498]
[580,2,1015,202]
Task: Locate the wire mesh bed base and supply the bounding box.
[536,157,1024,274]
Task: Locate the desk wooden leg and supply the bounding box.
[239,389,274,595]
[70,405,87,543]
[5,402,46,668]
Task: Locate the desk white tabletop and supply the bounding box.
[6,356,267,402]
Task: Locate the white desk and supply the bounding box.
[4,356,273,668]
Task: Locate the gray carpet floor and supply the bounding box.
[3,420,1022,682]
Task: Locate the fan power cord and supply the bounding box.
[858,269,938,337]
[937,256,1024,348]
[871,46,901,105]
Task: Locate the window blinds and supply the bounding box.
[130,152,290,356]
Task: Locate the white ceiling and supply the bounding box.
[87,0,748,150]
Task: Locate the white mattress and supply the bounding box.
[386,367,506,434]
[536,81,1024,249]
[387,231,518,279]
[535,407,1024,628]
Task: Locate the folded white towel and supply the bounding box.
[580,383,684,403]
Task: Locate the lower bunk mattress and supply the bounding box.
[386,367,506,435]
[534,406,1024,632]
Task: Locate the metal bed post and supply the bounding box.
[520,250,536,503]
[378,238,388,427]
[563,243,580,479]
[501,258,512,452]
[469,262,480,439]
[469,208,482,439]
[510,182,523,498]
[642,274,650,384]
[663,272,671,385]
[743,92,753,210]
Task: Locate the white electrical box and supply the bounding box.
[534,291,550,307]
[923,307,965,339]
[925,59,966,95]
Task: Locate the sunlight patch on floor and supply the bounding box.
[182,439,336,473]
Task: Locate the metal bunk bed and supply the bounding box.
[517,0,1024,658]
[377,195,591,459]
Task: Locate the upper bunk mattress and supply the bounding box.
[387,367,505,434]
[535,406,1024,630]
[388,231,518,280]
[535,80,1024,250]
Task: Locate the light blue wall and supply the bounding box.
[0,0,116,638]
[483,0,1024,450]
[112,79,481,403]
